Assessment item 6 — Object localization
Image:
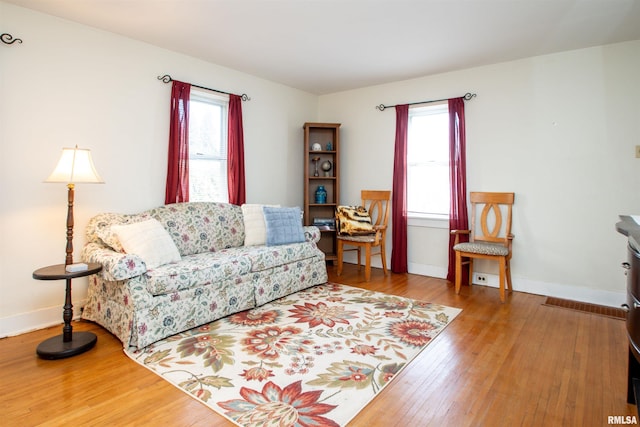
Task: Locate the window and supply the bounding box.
[188,89,228,202]
[407,103,450,219]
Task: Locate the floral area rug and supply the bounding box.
[125,283,462,426]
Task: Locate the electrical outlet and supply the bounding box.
[635,145,640,158]
[476,274,487,283]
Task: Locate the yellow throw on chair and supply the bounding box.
[336,190,391,281]
[451,192,515,302]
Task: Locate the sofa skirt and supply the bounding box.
[82,255,328,349]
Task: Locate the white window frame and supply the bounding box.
[407,102,450,229]
[188,89,229,203]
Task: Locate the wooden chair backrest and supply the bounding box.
[469,192,514,246]
[361,190,391,230]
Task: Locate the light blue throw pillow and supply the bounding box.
[263,206,305,246]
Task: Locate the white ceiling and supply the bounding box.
[6,0,640,94]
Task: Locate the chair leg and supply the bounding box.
[498,257,506,303]
[468,258,474,287]
[455,252,462,295]
[380,242,388,275]
[336,240,343,276]
[356,247,362,270]
[364,244,372,281]
[506,258,513,293]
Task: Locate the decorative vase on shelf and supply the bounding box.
[315,185,327,204]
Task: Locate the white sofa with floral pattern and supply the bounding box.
[81,202,327,349]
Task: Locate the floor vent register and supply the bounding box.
[543,297,626,320]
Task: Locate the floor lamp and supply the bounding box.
[35,146,104,359]
[45,145,104,265]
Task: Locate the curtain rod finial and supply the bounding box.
[1,33,22,45]
[463,93,477,101]
[376,104,387,111]
[158,74,172,83]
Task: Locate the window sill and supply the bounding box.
[407,214,449,229]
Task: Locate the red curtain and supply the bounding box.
[227,94,246,205]
[446,97,469,283]
[165,80,191,204]
[391,104,409,273]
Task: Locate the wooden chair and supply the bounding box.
[451,192,515,302]
[336,190,391,281]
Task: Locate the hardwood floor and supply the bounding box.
[1,264,636,426]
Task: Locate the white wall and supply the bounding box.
[318,40,640,307]
[0,2,317,336]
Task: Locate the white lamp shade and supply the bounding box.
[45,146,104,184]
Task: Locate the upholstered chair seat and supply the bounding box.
[338,234,379,244]
[453,242,509,257]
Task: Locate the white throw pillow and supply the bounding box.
[242,204,279,246]
[111,218,181,269]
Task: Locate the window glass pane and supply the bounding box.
[407,104,450,216]
[189,159,228,202]
[189,98,225,159]
[188,90,228,202]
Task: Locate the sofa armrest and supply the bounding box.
[81,242,147,281]
[303,226,321,243]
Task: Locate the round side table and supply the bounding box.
[33,263,102,360]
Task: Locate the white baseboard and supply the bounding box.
[408,262,447,279]
[343,255,450,279]
[469,271,625,308]
[382,258,624,309]
[0,300,86,339]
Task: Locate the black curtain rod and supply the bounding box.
[376,92,476,111]
[157,74,251,101]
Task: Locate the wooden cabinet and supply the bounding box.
[616,215,640,407]
[303,123,341,261]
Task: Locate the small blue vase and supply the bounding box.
[315,185,327,204]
